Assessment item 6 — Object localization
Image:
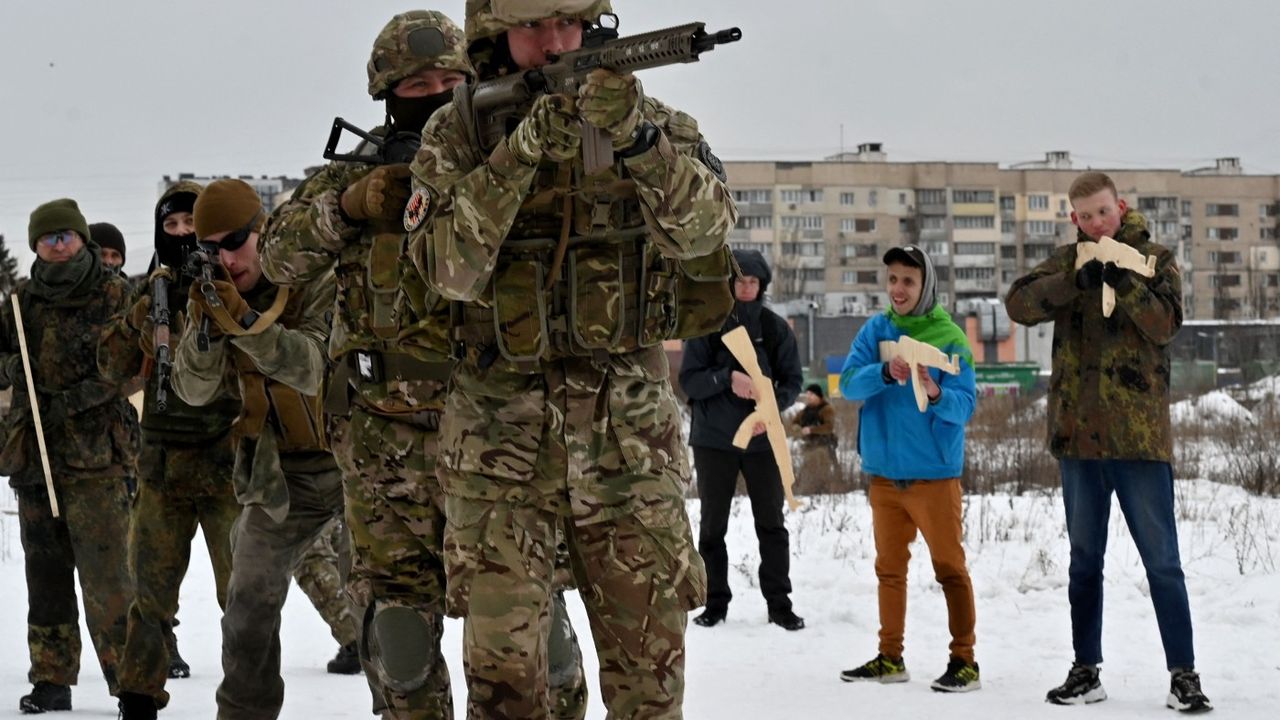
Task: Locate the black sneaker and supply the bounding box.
[931,657,981,693]
[1167,668,1212,714]
[692,607,727,627]
[18,682,71,714]
[767,608,805,631]
[840,654,909,684]
[167,633,190,679]
[1046,663,1106,705]
[117,691,157,720]
[327,641,362,675]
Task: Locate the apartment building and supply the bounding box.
[725,146,1280,320]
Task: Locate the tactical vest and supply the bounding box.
[451,89,736,366]
[229,286,328,453]
[140,279,240,444]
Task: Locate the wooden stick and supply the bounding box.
[9,293,58,517]
[721,326,801,511]
[878,335,961,412]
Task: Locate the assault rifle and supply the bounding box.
[471,17,742,174]
[184,241,223,352]
[323,120,421,166]
[151,272,173,412]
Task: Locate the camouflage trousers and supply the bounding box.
[117,442,240,706]
[292,514,359,647]
[16,476,134,693]
[438,353,705,719]
[215,465,344,720]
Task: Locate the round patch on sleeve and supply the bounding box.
[403,188,431,232]
[697,140,727,182]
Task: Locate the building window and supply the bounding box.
[924,241,949,256]
[921,215,946,230]
[1210,274,1241,288]
[934,266,950,281]
[732,189,772,204]
[840,218,877,233]
[842,271,855,284]
[1208,251,1242,264]
[955,267,995,280]
[856,243,878,258]
[954,216,995,230]
[857,271,878,284]
[1025,243,1055,260]
[735,216,773,230]
[952,189,995,204]
[1262,227,1278,240]
[1262,203,1280,218]
[1028,195,1049,210]
[899,218,914,234]
[1266,274,1280,288]
[1059,198,1068,213]
[1206,227,1239,240]
[917,189,946,205]
[780,189,824,204]
[1027,220,1056,236]
[781,215,824,230]
[781,242,823,256]
[1158,221,1178,237]
[898,192,907,205]
[801,268,824,281]
[1205,203,1239,217]
[955,242,995,255]
[869,190,878,207]
[999,195,1015,212]
[840,192,855,205]
[1000,245,1018,259]
[1181,200,1192,216]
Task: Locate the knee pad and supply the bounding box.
[365,604,440,694]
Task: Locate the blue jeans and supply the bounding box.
[1059,459,1195,670]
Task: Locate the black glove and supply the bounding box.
[1075,259,1104,290]
[1102,261,1136,296]
[40,393,69,426]
[881,362,894,385]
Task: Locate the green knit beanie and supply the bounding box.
[29,198,91,250]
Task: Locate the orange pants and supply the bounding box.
[868,476,976,663]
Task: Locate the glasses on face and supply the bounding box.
[38,231,78,248]
[207,211,263,253]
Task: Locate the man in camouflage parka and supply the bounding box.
[404,1,738,717]
[0,198,136,713]
[259,10,587,718]
[101,181,244,716]
[1006,171,1211,711]
[164,179,345,720]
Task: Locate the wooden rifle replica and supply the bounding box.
[721,326,801,511]
[878,335,960,412]
[1075,235,1157,318]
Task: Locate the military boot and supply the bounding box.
[117,691,157,720]
[18,682,71,714]
[326,642,361,675]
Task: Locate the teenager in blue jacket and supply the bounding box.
[837,244,980,693]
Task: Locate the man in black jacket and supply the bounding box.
[679,249,805,631]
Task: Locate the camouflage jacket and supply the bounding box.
[98,271,241,447]
[172,272,336,521]
[406,94,737,304]
[0,267,138,487]
[259,134,452,414]
[1005,211,1181,461]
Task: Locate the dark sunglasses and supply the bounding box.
[209,211,263,252]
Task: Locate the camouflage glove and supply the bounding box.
[507,94,581,165]
[578,68,643,149]
[340,164,413,223]
[1075,259,1104,290]
[1102,261,1136,296]
[187,279,251,338]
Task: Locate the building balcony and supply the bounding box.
[953,254,996,268]
[954,278,998,293]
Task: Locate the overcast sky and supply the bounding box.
[2,0,1278,275]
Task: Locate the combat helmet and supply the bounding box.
[464,0,613,49]
[367,10,474,99]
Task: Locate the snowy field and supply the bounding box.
[1,479,1277,719]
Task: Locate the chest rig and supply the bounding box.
[450,87,736,369]
[229,286,327,453]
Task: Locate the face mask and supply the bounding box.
[386,91,453,135]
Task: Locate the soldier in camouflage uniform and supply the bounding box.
[291,515,362,674]
[259,11,586,718]
[158,179,345,720]
[102,182,244,718]
[0,199,136,713]
[403,1,738,716]
[1006,172,1211,712]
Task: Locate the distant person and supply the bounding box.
[792,382,838,486]
[89,222,128,276]
[837,244,980,693]
[680,249,806,631]
[1005,171,1211,713]
[0,199,136,713]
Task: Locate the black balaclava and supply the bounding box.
[155,190,198,269]
[386,91,453,136]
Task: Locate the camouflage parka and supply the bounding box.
[1005,210,1182,461]
[0,245,139,487]
[259,136,454,415]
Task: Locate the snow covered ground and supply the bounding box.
[1,479,1277,718]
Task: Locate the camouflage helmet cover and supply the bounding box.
[367,10,474,99]
[464,0,613,46]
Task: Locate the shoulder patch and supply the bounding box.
[697,140,727,183]
[404,188,432,232]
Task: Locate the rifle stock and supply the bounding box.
[151,273,172,412]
